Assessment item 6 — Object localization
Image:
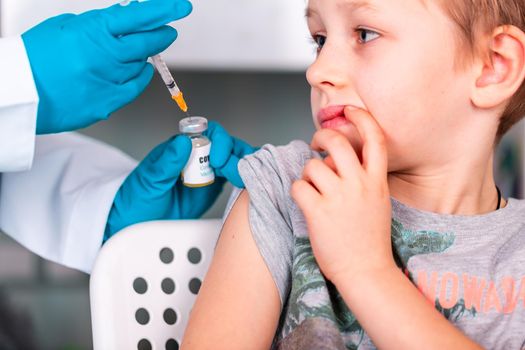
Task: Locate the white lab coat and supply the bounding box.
[0,37,137,273]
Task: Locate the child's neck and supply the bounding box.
[387,154,506,215]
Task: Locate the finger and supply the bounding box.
[213,136,258,188]
[110,63,154,112]
[216,151,256,187]
[207,122,234,169]
[214,154,245,188]
[231,136,257,158]
[290,180,322,216]
[302,159,340,194]
[310,129,362,179]
[135,135,192,192]
[102,0,192,37]
[94,60,148,85]
[344,107,388,179]
[116,25,178,62]
[324,155,337,172]
[205,121,257,187]
[208,121,257,163]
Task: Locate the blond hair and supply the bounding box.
[437,0,525,141]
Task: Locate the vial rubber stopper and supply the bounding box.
[179,116,208,134]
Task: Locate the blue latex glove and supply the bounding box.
[104,121,257,240]
[22,0,192,134]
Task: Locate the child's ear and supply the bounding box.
[471,25,525,109]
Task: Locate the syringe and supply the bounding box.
[118,1,191,117]
[151,55,191,118]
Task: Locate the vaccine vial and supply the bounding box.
[179,116,215,187]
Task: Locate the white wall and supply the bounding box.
[1,0,315,71]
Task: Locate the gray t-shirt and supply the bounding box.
[231,140,525,350]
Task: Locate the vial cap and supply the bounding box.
[179,116,208,134]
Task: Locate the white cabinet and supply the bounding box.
[0,0,315,71]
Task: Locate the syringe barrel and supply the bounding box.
[151,55,180,96]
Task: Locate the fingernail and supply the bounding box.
[344,105,360,112]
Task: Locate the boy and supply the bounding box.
[182,0,525,349]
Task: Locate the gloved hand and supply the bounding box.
[22,0,192,134]
[104,121,257,241]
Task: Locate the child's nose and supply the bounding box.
[306,47,350,90]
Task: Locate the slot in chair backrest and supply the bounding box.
[90,219,222,350]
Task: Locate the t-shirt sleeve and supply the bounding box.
[236,140,314,309]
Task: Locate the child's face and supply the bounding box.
[306,0,477,171]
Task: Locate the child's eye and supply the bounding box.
[310,34,326,52]
[355,28,380,44]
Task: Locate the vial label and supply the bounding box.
[182,143,215,187]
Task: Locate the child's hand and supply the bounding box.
[291,107,396,285]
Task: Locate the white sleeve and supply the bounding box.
[0,132,138,273]
[0,37,39,172]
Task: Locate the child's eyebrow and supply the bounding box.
[304,6,318,19]
[339,0,378,13]
[305,0,378,19]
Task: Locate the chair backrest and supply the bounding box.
[90,219,222,350]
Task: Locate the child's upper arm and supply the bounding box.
[181,190,281,349]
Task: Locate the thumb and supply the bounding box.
[133,135,192,193]
[103,0,193,36]
[160,134,193,176]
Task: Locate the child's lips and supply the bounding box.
[318,105,350,129]
[321,116,349,129]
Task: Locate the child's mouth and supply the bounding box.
[318,105,350,129]
[321,116,349,129]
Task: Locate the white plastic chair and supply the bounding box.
[90,219,222,350]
